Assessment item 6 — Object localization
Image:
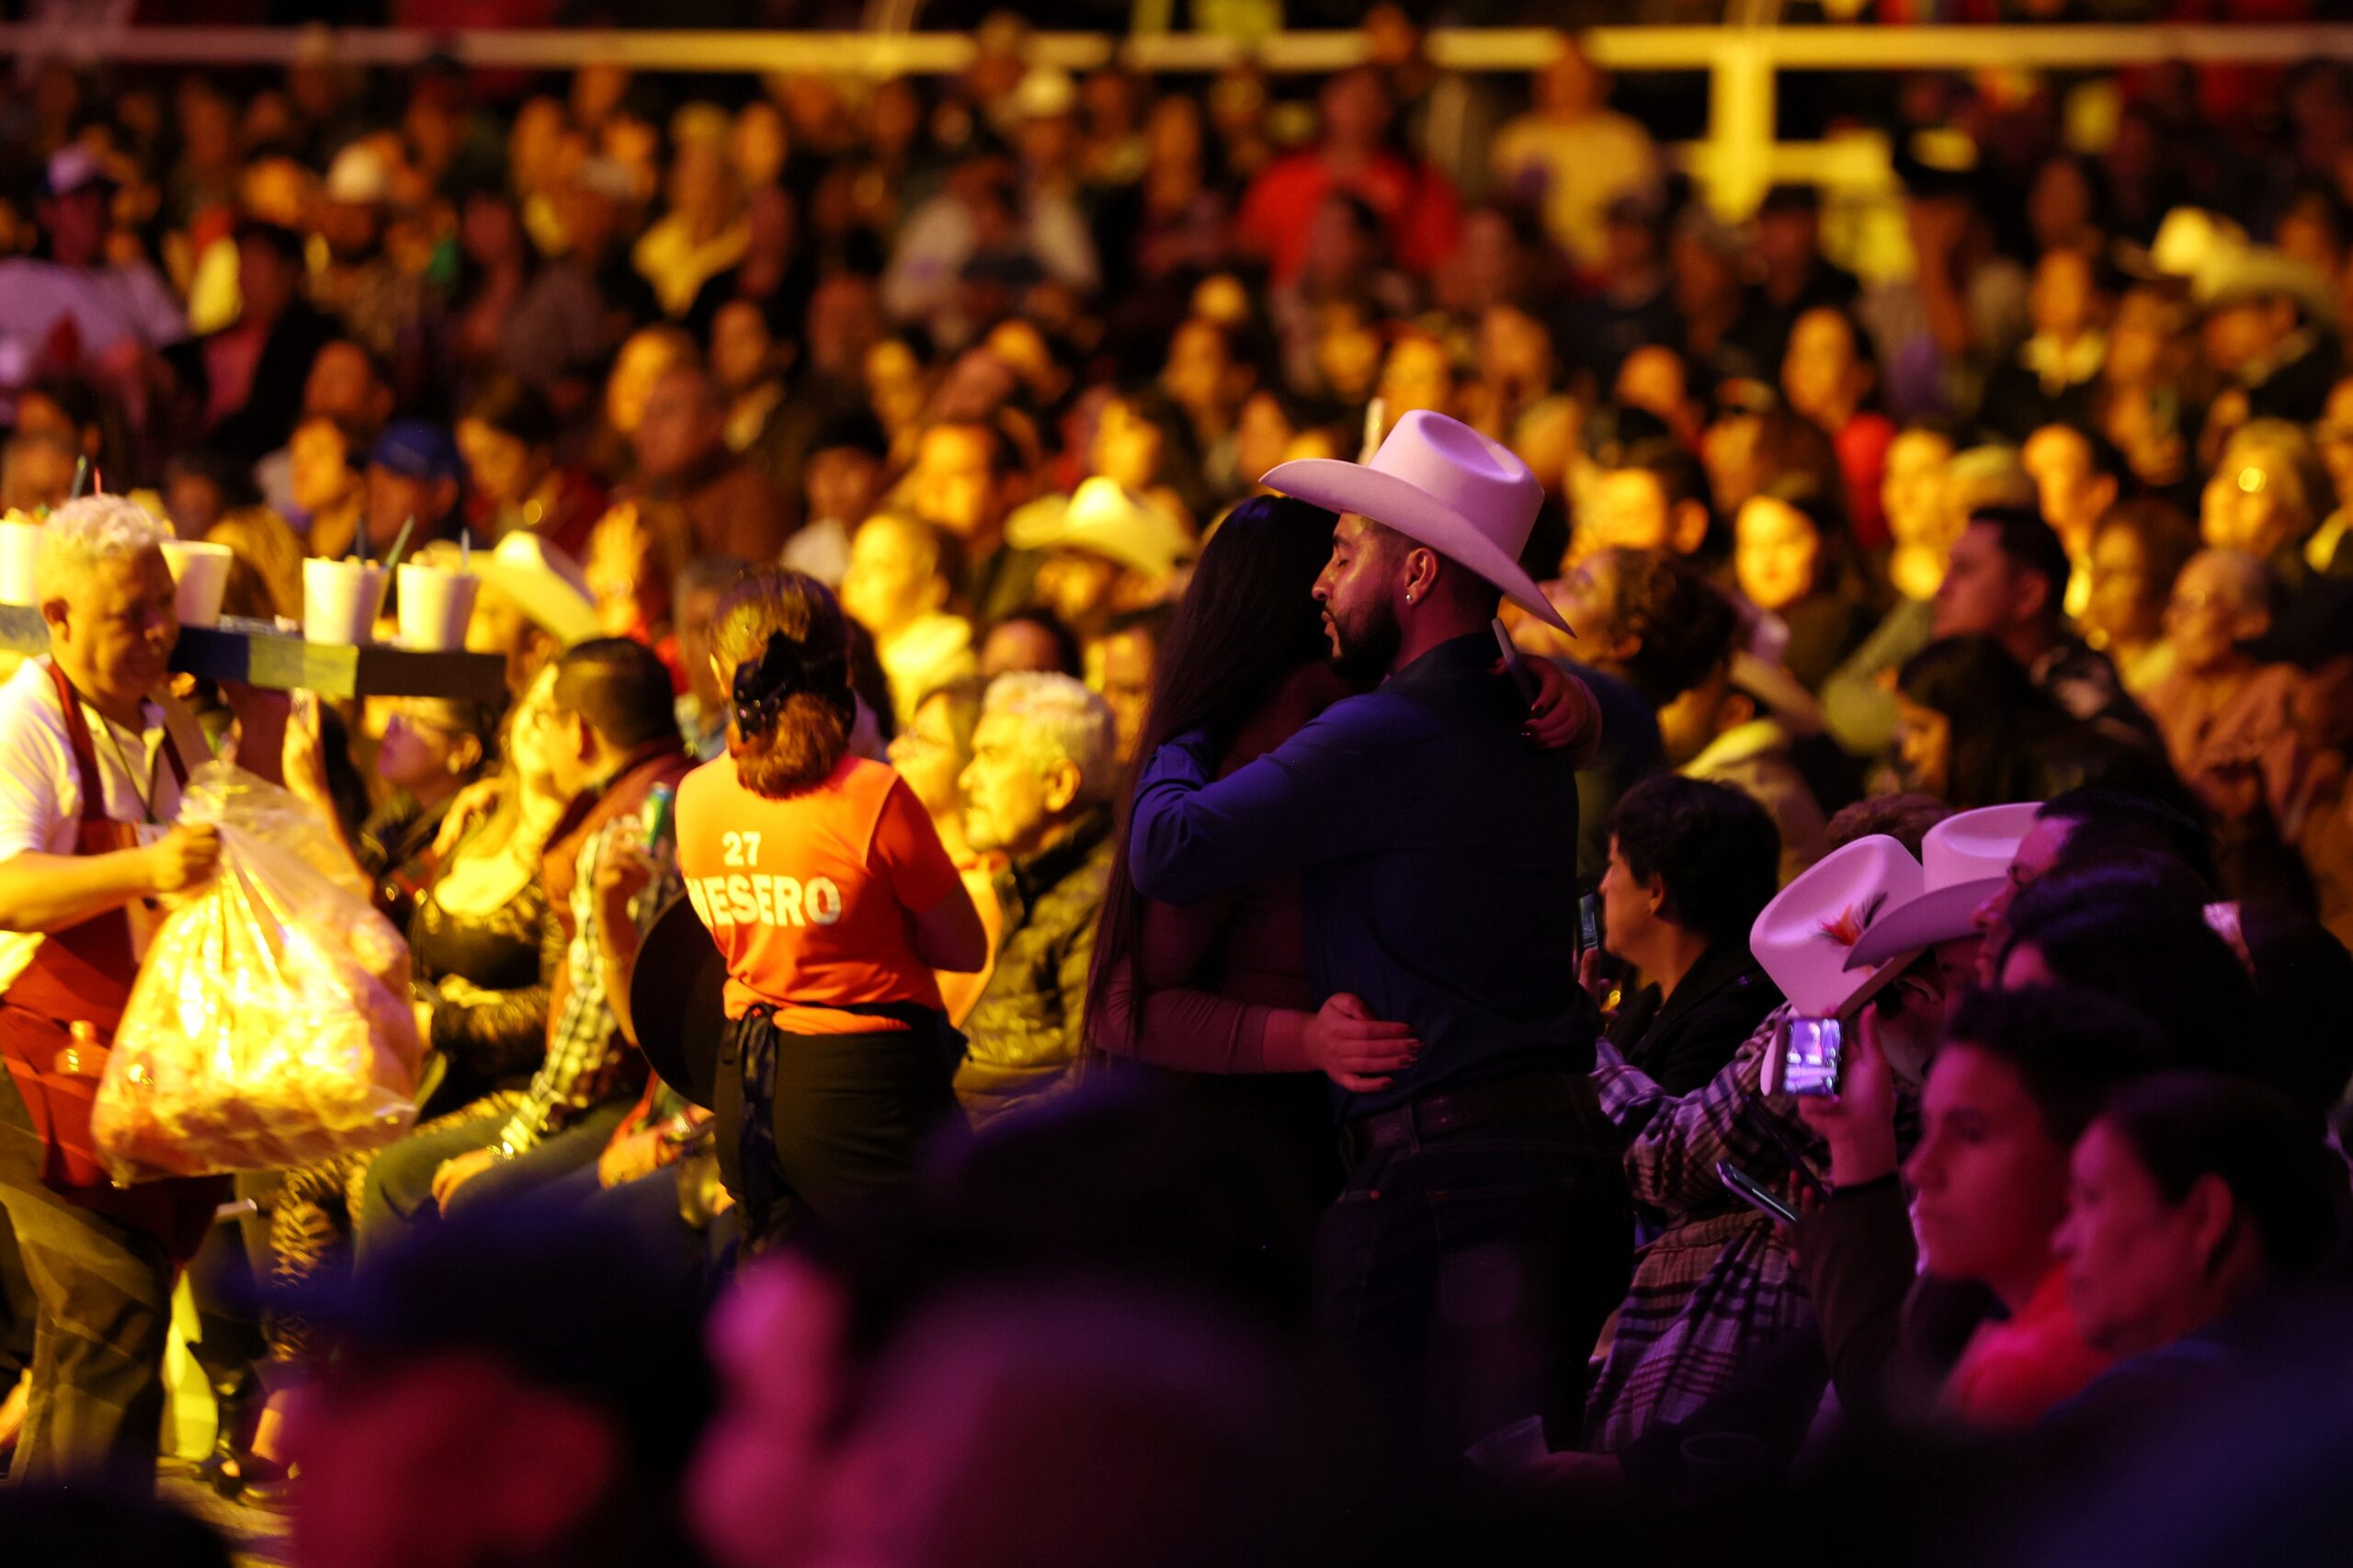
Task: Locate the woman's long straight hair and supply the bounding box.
[1080,495,1338,1052]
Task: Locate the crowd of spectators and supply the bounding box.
[10,17,2353,1568]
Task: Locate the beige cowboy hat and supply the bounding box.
[2193,245,2341,331]
[467,531,600,647]
[1261,410,1571,633]
[1006,476,1194,578]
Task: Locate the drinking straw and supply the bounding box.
[67,456,88,501]
[383,515,417,576]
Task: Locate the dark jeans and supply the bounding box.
[0,1071,173,1484]
[1313,1107,1632,1466]
[355,1101,629,1266]
[534,1160,717,1289]
[715,1015,955,1244]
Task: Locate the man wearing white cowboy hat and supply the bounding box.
[1843,803,2042,977]
[1006,475,1193,637]
[1585,832,1958,1449]
[1129,410,1618,1454]
[2193,243,2341,426]
[464,531,600,702]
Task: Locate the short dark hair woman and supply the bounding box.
[1597,775,1785,1094]
[1994,858,2258,1084]
[2058,1071,2344,1371]
[673,568,985,1244]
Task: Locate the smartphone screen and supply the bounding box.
[1781,1017,1845,1098]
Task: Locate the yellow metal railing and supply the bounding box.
[6,21,2346,218]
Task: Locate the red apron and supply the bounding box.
[0,660,220,1254]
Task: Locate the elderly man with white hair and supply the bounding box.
[951,671,1117,1125]
[0,496,279,1483]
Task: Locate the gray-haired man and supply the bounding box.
[0,497,282,1483]
[952,672,1117,1126]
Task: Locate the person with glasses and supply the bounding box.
[2144,549,2302,824]
[2082,497,2200,698]
[885,676,1000,1027]
[353,699,504,931]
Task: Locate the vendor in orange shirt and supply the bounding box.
[674,567,985,1245]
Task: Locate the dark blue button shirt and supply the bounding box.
[1129,634,1593,1122]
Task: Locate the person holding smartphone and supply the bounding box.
[1793,984,2165,1428]
[1583,829,1951,1454]
[1595,776,1785,1096]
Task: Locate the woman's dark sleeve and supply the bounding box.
[1095,891,1304,1074]
[1791,1176,1927,1419]
[427,894,560,1081]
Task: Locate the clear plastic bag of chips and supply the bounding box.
[94,762,422,1181]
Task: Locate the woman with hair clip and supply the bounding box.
[1084,495,1595,1194]
[674,568,986,1246]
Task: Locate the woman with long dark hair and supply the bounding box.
[674,568,985,1245]
[1085,497,1588,1171]
[1895,635,2182,810]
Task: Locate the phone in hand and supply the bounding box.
[1762,1016,1845,1098]
[1493,617,1540,707]
[1717,1161,1801,1225]
[641,781,676,851]
[1579,891,1604,955]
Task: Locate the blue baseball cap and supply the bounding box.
[369,420,464,486]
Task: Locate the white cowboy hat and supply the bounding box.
[1750,835,1927,1020]
[1262,410,1571,633]
[1006,477,1194,578]
[468,531,599,646]
[1845,802,2041,971]
[2193,245,2341,331]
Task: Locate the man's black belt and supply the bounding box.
[1341,1072,1599,1165]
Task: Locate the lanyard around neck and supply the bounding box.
[90,705,165,826]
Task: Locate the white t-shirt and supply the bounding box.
[0,656,183,998]
[0,257,189,371]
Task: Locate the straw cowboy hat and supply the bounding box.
[1262,409,1571,633]
[1845,802,2041,971]
[467,531,600,647]
[2114,205,2248,284]
[1006,476,1194,578]
[1750,835,1927,1021]
[2193,246,2342,332]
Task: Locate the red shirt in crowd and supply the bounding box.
[1834,411,1897,553]
[1236,151,1463,285]
[676,751,959,1035]
[1944,1266,2113,1428]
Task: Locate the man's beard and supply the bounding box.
[1327,595,1402,683]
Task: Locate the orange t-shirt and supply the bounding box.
[676,752,959,1033]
